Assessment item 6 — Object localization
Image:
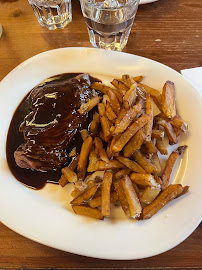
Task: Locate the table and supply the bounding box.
[0,0,201,269]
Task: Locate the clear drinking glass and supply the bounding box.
[28,0,72,30]
[79,0,139,51]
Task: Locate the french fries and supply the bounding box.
[144,95,153,141]
[100,116,112,141]
[77,136,93,181]
[140,186,161,205]
[115,168,132,180]
[72,205,104,220]
[89,192,118,208]
[101,171,113,216]
[89,112,100,137]
[121,176,142,218]
[58,73,189,221]
[78,96,101,115]
[142,184,183,219]
[114,180,130,216]
[61,166,78,183]
[130,173,159,187]
[123,83,137,109]
[117,156,146,173]
[71,184,99,205]
[133,150,158,174]
[95,160,126,171]
[112,114,150,152]
[87,148,99,172]
[107,89,121,116]
[122,74,135,88]
[161,81,176,118]
[161,146,187,190]
[157,119,178,145]
[113,106,139,135]
[123,129,145,157]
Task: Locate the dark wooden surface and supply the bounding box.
[0,0,201,269]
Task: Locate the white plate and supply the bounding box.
[140,0,158,4]
[0,48,201,260]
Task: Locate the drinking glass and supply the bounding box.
[79,0,139,51]
[28,0,72,30]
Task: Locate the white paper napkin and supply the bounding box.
[181,67,202,96]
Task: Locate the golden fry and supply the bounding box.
[123,83,137,109]
[87,148,99,172]
[91,82,107,94]
[112,114,150,152]
[89,192,118,208]
[69,147,77,157]
[94,137,109,162]
[111,79,129,95]
[144,95,153,141]
[80,129,89,141]
[115,168,132,180]
[142,184,184,219]
[133,75,143,83]
[144,140,157,155]
[114,180,130,216]
[123,129,145,157]
[121,176,142,218]
[89,112,100,137]
[68,155,80,172]
[169,115,188,133]
[77,136,93,181]
[156,138,168,155]
[161,146,187,190]
[78,96,101,115]
[138,83,161,97]
[113,107,139,135]
[101,171,113,216]
[161,80,176,118]
[151,129,164,140]
[130,173,159,187]
[107,89,121,116]
[150,153,161,175]
[122,74,135,88]
[98,103,106,117]
[117,156,146,173]
[71,184,99,205]
[140,186,161,204]
[106,102,117,121]
[100,115,112,141]
[72,205,104,220]
[157,119,178,144]
[133,150,158,174]
[58,174,68,187]
[61,166,78,184]
[95,160,126,171]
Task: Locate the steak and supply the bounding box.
[14,73,98,171]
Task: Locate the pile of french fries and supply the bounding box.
[59,74,189,220]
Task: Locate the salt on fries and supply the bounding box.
[59,74,188,221]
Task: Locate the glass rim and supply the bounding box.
[80,0,140,10]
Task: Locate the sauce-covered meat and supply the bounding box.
[6,73,100,189]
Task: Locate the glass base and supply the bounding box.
[87,26,132,51]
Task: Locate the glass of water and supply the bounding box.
[28,0,72,30]
[79,0,139,51]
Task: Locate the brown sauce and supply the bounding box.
[6,73,99,190]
